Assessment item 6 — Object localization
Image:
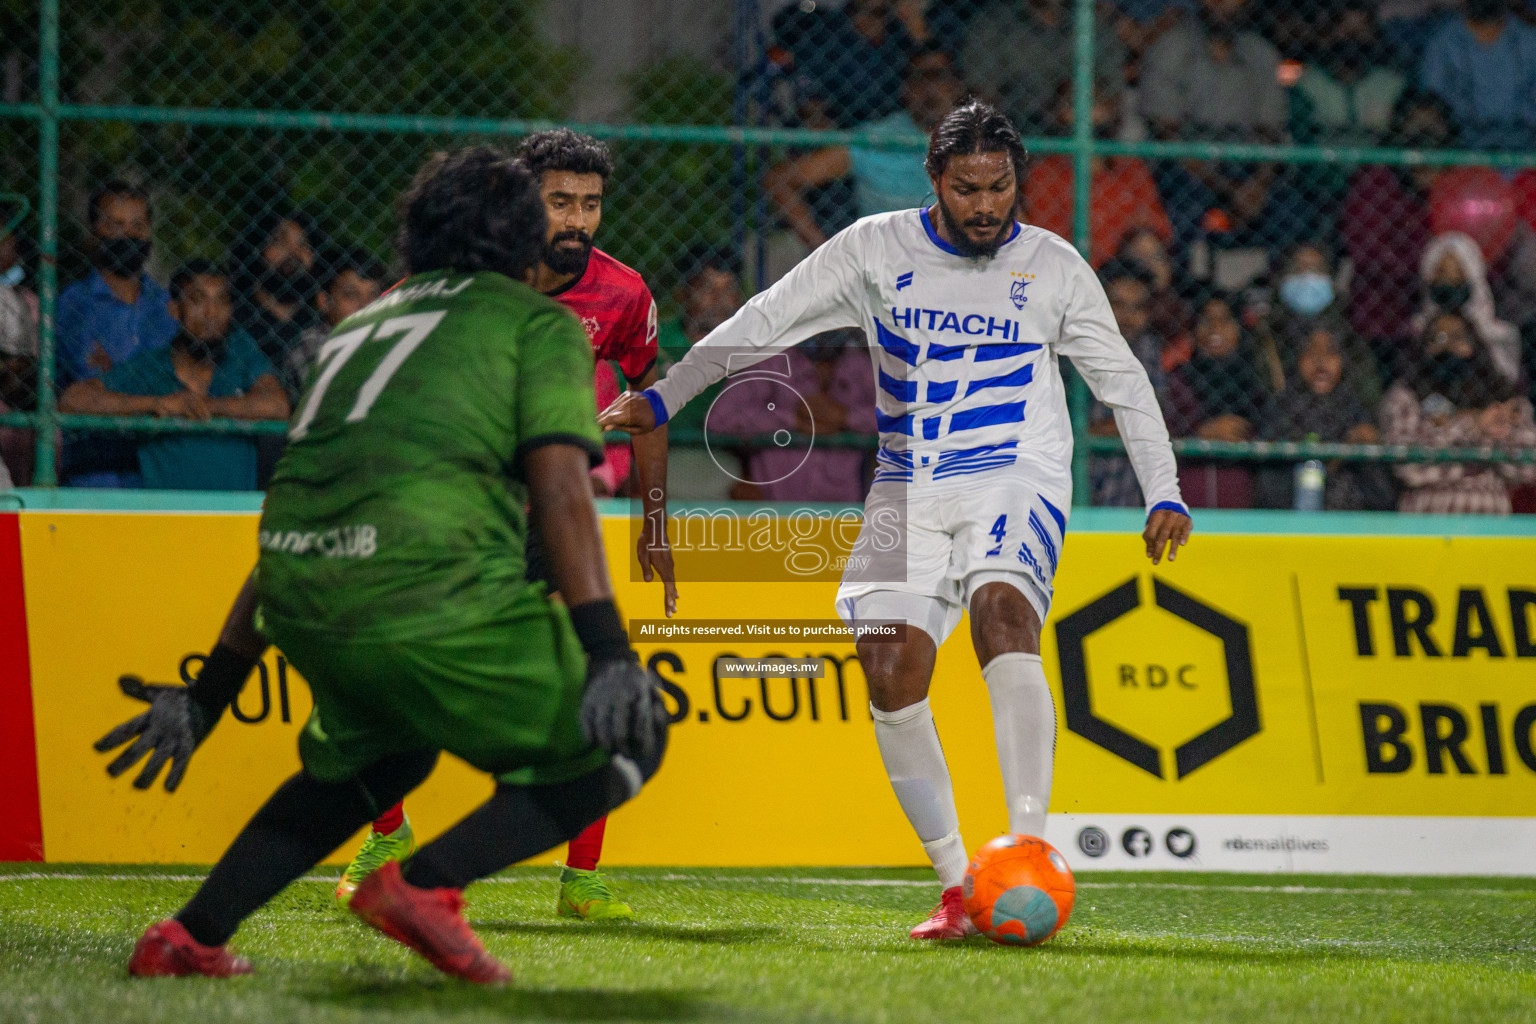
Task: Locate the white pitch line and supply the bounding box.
[0,873,1530,899]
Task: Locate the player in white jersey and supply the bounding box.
[602,102,1193,939]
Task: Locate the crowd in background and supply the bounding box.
[1,0,1535,511]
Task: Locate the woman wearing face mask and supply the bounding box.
[1411,231,1521,384]
[1165,291,1272,508]
[1380,311,1536,515]
[1268,241,1383,405]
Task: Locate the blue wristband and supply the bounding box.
[641,388,670,428]
[1148,501,1190,519]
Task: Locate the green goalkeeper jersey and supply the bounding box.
[256,269,602,640]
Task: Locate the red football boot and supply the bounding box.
[349,861,511,984]
[127,919,253,977]
[909,886,979,940]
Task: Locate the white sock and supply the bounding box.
[982,652,1057,837]
[870,698,969,889]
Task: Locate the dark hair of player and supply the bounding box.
[395,147,546,281]
[514,128,614,182]
[169,258,225,302]
[88,179,153,228]
[923,100,1028,189]
[314,244,386,293]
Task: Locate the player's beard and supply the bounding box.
[542,230,594,277]
[934,195,1014,259]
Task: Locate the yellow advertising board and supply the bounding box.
[17,510,1536,871]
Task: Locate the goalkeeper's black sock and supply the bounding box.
[403,763,633,891]
[176,751,438,947]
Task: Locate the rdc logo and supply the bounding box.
[1122,827,1153,858]
[1076,826,1109,858]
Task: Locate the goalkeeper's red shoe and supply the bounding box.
[128,919,253,977]
[349,862,510,984]
[909,886,979,940]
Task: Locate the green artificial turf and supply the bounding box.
[1,864,1533,1023]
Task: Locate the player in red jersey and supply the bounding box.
[333,130,674,920]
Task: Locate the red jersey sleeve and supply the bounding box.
[603,282,658,384]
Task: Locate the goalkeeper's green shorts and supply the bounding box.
[262,583,607,787]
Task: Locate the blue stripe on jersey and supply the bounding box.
[1016,537,1047,586]
[1041,495,1067,535]
[876,409,913,435]
[879,368,916,402]
[876,446,915,468]
[965,362,1034,397]
[937,440,1018,464]
[926,380,957,403]
[874,318,919,366]
[948,401,1026,432]
[933,458,1018,480]
[927,341,966,361]
[922,417,940,440]
[1028,509,1059,573]
[974,342,1042,362]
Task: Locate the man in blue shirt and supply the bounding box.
[1420,0,1536,150]
[58,261,289,491]
[55,180,181,485]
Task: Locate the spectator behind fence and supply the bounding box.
[1257,316,1397,510]
[1380,310,1536,513]
[1110,0,1196,70]
[1025,84,1172,267]
[765,49,965,250]
[287,246,385,402]
[1141,0,1313,251]
[0,223,37,486]
[776,0,918,130]
[1418,0,1536,150]
[706,329,877,503]
[658,245,747,500]
[1116,226,1196,366]
[1413,231,1522,382]
[56,180,180,486]
[1166,290,1270,507]
[961,0,1126,137]
[1290,0,1406,229]
[231,207,321,371]
[1090,260,1172,506]
[58,261,290,491]
[1267,240,1380,405]
[1341,89,1451,365]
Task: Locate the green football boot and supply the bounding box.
[335,816,417,908]
[556,867,635,921]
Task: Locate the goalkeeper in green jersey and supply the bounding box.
[96,147,669,985]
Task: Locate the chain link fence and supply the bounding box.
[1,0,1534,511]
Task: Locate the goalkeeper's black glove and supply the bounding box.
[569,599,670,765]
[93,642,254,792]
[93,675,217,792]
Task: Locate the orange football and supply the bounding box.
[961,834,1075,946]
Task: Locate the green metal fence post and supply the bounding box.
[1068,0,1094,505]
[32,0,60,486]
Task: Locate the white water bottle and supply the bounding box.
[1293,460,1325,512]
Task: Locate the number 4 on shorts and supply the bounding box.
[289,311,447,440]
[986,514,1007,556]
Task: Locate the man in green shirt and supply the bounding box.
[58,261,290,489]
[96,148,669,984]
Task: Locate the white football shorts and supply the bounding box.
[835,471,1070,648]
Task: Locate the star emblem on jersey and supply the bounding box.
[1009,272,1035,310]
[580,315,601,339]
